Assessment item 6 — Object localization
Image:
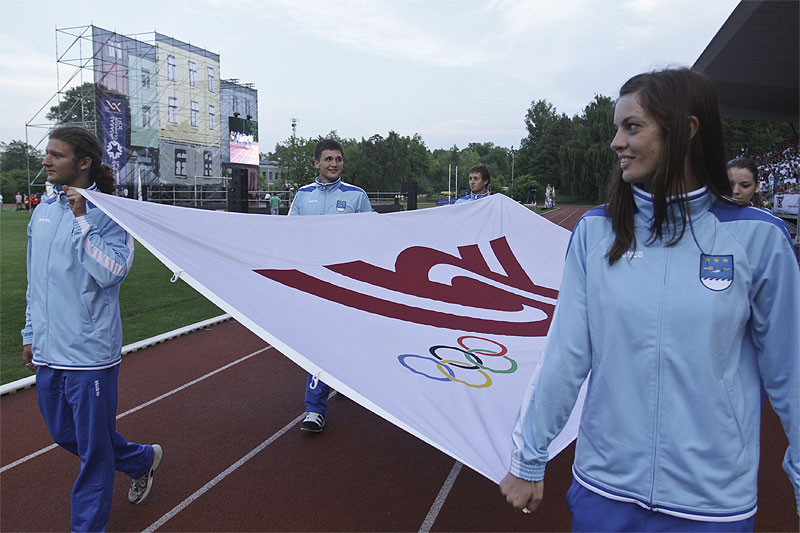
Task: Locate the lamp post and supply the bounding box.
[510,146,515,190]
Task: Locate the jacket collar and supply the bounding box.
[315,177,342,191]
[632,185,712,229]
[468,190,491,200]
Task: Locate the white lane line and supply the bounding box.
[143,391,336,532]
[418,461,463,533]
[0,346,270,474]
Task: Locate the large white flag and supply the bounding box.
[82,190,585,483]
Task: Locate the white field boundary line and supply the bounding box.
[0,314,231,396]
[418,461,463,533]
[142,391,337,533]
[0,344,268,474]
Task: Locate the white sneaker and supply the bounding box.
[129,444,162,504]
[300,412,325,432]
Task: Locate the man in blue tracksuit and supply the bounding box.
[290,138,372,432]
[455,165,491,204]
[21,127,162,532]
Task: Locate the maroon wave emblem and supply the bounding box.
[254,236,558,337]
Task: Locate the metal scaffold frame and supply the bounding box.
[24,24,228,200]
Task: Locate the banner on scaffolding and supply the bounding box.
[99,97,127,182]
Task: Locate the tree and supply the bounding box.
[517,99,574,187]
[46,82,97,126]
[721,118,795,158]
[267,135,316,188]
[1,140,44,172]
[560,95,617,202]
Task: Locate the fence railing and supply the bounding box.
[140,187,407,213]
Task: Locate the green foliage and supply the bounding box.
[560,95,618,202]
[1,141,43,173]
[1,170,35,203]
[266,100,795,205]
[46,81,96,125]
[0,212,222,385]
[721,118,795,158]
[517,100,574,187]
[268,131,435,194]
[1,141,47,202]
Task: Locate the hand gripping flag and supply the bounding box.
[81,190,585,483]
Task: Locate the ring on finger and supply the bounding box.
[522,507,531,514]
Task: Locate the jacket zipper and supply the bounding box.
[648,246,669,508]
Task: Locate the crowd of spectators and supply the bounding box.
[751,137,800,197]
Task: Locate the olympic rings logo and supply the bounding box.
[397,336,517,388]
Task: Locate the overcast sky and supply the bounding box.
[0,0,739,153]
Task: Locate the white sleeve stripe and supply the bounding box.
[77,217,132,278]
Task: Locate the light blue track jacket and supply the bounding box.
[22,186,134,369]
[510,186,800,521]
[455,191,490,204]
[289,177,372,215]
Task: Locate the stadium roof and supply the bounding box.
[693,0,799,123]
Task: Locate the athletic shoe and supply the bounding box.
[300,412,325,432]
[129,444,163,504]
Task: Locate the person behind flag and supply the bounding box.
[727,156,764,208]
[270,192,280,215]
[21,126,163,532]
[500,68,800,530]
[455,165,491,203]
[289,138,372,432]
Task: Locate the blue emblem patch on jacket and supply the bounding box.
[699,254,733,291]
[336,200,346,212]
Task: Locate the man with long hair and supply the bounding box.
[21,126,162,532]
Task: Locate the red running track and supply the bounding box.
[0,205,794,532]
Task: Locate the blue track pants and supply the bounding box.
[36,365,152,532]
[567,478,754,532]
[304,373,330,415]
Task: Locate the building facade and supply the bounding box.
[83,26,257,190]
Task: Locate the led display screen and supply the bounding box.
[229,117,259,165]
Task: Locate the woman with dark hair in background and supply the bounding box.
[500,68,799,531]
[728,156,764,207]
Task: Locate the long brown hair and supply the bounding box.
[727,156,763,207]
[49,126,116,194]
[605,68,732,264]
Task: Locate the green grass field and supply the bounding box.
[0,209,222,385]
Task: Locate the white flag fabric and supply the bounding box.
[81,190,585,483]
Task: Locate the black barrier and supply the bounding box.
[373,204,403,213]
[407,180,418,210]
[227,170,249,213]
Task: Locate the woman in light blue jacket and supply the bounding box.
[500,68,799,531]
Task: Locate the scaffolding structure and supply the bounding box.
[25,24,230,199]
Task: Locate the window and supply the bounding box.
[191,101,199,127]
[167,55,176,81]
[141,68,151,89]
[142,105,151,128]
[106,39,122,60]
[232,95,238,114]
[203,151,212,176]
[168,97,178,123]
[209,105,216,130]
[175,149,187,177]
[207,67,215,92]
[245,100,251,117]
[188,61,197,87]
